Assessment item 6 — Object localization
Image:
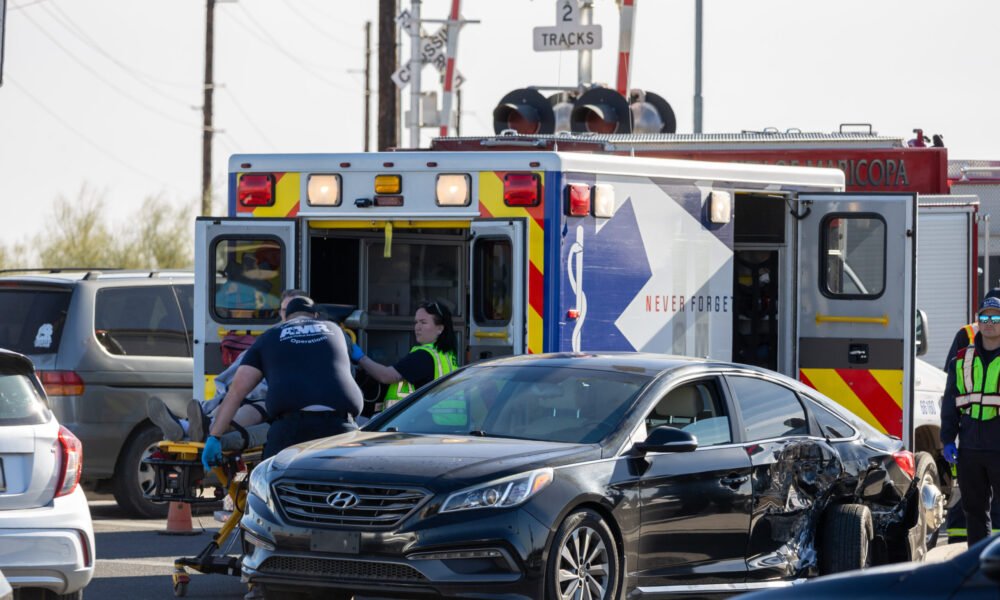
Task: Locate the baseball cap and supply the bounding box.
[979,296,1000,315]
[284,296,318,316]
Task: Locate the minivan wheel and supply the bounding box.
[546,509,620,600]
[112,423,169,518]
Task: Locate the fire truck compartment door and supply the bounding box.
[469,219,526,360]
[796,193,916,445]
[193,217,298,401]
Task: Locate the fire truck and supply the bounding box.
[193,139,947,552]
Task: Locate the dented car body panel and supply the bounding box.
[240,353,919,599]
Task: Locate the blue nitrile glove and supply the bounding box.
[202,435,223,471]
[350,343,365,363]
[943,443,958,465]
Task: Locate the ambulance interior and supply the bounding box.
[308,228,470,366]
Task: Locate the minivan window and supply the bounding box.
[728,376,808,441]
[0,371,48,425]
[95,287,189,357]
[0,288,72,355]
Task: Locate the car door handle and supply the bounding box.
[720,474,749,488]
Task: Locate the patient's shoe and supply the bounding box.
[148,397,184,441]
[187,399,211,443]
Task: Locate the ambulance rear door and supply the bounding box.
[193,217,298,401]
[796,193,916,446]
[468,219,526,360]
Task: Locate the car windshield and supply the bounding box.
[0,369,49,426]
[374,364,651,443]
[0,288,72,355]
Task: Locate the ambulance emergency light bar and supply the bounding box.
[239,170,566,211]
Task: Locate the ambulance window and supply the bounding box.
[212,238,284,322]
[821,215,885,298]
[95,287,189,357]
[473,238,512,324]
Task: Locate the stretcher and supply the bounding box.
[143,438,264,597]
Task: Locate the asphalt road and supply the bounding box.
[85,493,967,600]
[88,496,247,599]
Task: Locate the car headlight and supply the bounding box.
[248,457,274,503]
[441,468,553,513]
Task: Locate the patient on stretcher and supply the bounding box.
[148,352,270,451]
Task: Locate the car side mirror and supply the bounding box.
[980,536,1000,582]
[634,426,698,454]
[915,308,929,357]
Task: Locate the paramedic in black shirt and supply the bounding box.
[202,296,363,466]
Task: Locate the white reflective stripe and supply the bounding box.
[982,395,1000,407]
[956,393,981,408]
[963,347,977,396]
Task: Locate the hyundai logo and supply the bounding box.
[326,490,360,510]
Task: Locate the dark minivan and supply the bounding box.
[0,269,194,517]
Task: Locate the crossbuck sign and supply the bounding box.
[533,0,602,52]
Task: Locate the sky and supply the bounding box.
[2,0,1000,252]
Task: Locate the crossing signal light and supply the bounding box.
[493,86,676,136]
[493,88,554,135]
[570,87,632,134]
[629,89,677,134]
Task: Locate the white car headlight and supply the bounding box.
[441,468,553,513]
[248,457,274,503]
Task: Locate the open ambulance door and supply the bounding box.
[796,193,917,447]
[468,219,526,361]
[193,217,298,401]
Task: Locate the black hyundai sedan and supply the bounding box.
[239,353,926,599]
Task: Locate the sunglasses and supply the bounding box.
[979,315,1000,324]
[423,301,443,316]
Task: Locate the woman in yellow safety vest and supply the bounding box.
[349,301,458,413]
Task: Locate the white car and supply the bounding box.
[0,349,93,599]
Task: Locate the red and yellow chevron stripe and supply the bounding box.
[800,368,903,437]
[478,171,545,354]
[236,172,301,217]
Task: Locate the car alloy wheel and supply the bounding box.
[548,509,619,600]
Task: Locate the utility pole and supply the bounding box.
[408,0,422,147]
[201,0,215,216]
[693,0,703,133]
[364,21,372,152]
[378,0,399,151]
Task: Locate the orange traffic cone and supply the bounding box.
[158,501,201,536]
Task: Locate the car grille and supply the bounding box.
[259,556,426,582]
[273,480,428,528]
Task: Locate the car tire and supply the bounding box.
[546,508,620,600]
[912,451,944,558]
[112,423,169,518]
[820,503,873,574]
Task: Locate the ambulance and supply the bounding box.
[193,143,932,458]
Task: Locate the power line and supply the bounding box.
[43,2,195,91]
[9,0,51,11]
[18,9,200,129]
[5,75,185,194]
[281,0,357,50]
[219,86,277,150]
[226,3,358,93]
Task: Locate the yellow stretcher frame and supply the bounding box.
[145,440,264,597]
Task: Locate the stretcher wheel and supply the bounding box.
[172,568,190,597]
